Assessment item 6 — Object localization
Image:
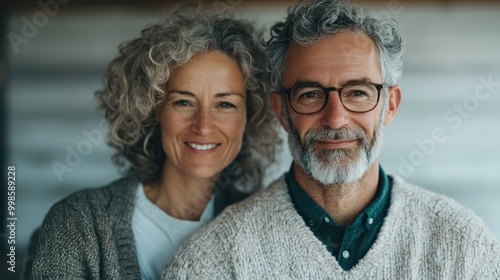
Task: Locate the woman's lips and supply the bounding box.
[185,142,219,151]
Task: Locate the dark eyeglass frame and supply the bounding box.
[281,81,386,115]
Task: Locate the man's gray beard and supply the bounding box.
[287,117,384,186]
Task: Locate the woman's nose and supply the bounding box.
[191,107,215,136]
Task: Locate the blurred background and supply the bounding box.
[1,0,499,279]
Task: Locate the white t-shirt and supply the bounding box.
[132,183,215,280]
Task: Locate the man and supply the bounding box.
[163,0,500,278]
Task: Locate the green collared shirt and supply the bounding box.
[285,165,392,271]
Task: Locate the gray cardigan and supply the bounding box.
[26,176,243,279]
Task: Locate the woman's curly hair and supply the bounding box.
[95,5,281,194]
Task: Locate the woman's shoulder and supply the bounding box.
[26,176,140,279]
[46,176,139,221]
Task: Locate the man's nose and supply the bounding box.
[320,93,349,129]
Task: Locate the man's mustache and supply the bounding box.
[304,127,367,143]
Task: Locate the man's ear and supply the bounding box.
[270,92,289,132]
[383,85,402,126]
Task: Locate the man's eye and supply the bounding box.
[348,90,369,97]
[304,92,319,98]
[297,90,323,100]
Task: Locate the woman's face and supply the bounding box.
[159,51,247,180]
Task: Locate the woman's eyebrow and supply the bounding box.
[166,90,195,96]
[215,92,245,99]
[166,91,245,100]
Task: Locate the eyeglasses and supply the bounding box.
[282,81,385,115]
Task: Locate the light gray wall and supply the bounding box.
[7,1,500,268]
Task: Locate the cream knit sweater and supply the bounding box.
[163,175,500,279]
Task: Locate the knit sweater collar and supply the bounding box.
[285,164,391,230]
[106,176,142,279]
[284,165,391,270]
[266,174,407,274]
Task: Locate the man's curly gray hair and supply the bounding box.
[266,0,405,90]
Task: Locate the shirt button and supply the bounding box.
[368,218,374,225]
[324,217,330,223]
[342,250,350,259]
[308,220,314,226]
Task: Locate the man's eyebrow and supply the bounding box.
[292,80,323,88]
[340,78,374,85]
[294,78,374,87]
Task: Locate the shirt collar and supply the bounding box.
[285,166,329,231]
[360,166,390,230]
[285,164,391,231]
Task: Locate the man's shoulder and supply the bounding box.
[391,175,474,215]
[182,175,290,241]
[222,175,289,216]
[389,175,495,239]
[387,175,500,277]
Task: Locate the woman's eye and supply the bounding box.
[174,100,191,106]
[218,101,236,108]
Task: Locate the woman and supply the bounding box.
[27,5,280,280]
